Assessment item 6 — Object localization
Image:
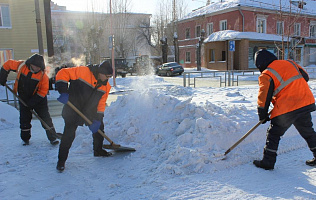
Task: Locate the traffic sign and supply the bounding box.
[229,40,235,51]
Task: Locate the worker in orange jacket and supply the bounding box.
[253,49,316,170]
[55,60,112,172]
[0,54,59,145]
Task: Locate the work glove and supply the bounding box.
[259,112,270,124]
[89,120,101,133]
[57,93,69,104]
[258,107,270,124]
[260,116,270,124]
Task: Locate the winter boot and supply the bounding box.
[46,128,59,145]
[306,152,316,166]
[94,149,112,157]
[253,160,274,170]
[21,128,31,145]
[306,158,316,166]
[56,160,65,172]
[50,139,59,145]
[253,150,276,170]
[93,132,112,157]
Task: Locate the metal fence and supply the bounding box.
[0,82,18,108]
[183,70,260,88]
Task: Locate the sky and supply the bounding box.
[1,68,316,199]
[51,0,207,15]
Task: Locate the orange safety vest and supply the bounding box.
[258,60,315,119]
[3,59,48,97]
[55,66,111,114]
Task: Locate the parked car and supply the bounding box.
[156,62,184,76]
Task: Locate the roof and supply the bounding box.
[204,30,284,42]
[181,0,316,21]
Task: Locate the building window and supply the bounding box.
[277,21,284,35]
[310,21,316,37]
[185,52,191,63]
[196,25,201,37]
[209,49,215,62]
[220,20,227,31]
[185,28,190,39]
[0,4,11,28]
[294,48,302,62]
[257,17,266,33]
[207,23,213,36]
[221,51,226,61]
[294,23,301,36]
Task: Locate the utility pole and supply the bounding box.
[173,0,179,63]
[110,0,116,86]
[34,0,44,55]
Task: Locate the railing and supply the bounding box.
[183,70,260,88]
[0,82,18,109]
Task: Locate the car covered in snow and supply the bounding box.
[156,62,184,76]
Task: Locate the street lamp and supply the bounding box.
[173,32,179,63]
[160,37,168,63]
[197,29,205,71]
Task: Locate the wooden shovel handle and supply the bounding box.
[66,101,120,147]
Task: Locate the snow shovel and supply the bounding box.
[5,84,62,139]
[223,110,272,157]
[66,101,136,152]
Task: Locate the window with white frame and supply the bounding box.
[185,52,191,63]
[294,23,301,36]
[185,28,190,39]
[276,21,284,35]
[220,20,227,31]
[196,25,201,37]
[207,23,213,36]
[310,21,316,37]
[257,16,266,33]
[0,4,11,28]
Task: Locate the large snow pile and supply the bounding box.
[1,75,316,199]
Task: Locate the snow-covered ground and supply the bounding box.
[1,73,316,199]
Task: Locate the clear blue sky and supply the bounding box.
[51,0,206,15]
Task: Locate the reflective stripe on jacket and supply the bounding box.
[3,59,48,99]
[258,60,315,119]
[55,66,111,123]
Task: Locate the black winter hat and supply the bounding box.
[98,60,113,75]
[254,49,277,72]
[25,54,45,70]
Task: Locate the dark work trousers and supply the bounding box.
[264,110,316,163]
[19,98,56,142]
[58,120,104,163]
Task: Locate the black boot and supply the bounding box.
[50,139,59,145]
[21,128,31,145]
[253,150,276,170]
[46,128,59,145]
[253,160,274,170]
[306,158,316,166]
[94,149,112,157]
[93,132,112,157]
[56,160,65,172]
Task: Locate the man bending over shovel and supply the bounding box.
[253,49,316,170]
[55,60,113,172]
[0,54,60,146]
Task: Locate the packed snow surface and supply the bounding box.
[0,74,316,199]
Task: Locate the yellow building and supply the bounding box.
[0,0,52,65]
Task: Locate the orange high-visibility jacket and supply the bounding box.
[3,59,49,98]
[55,66,111,122]
[258,60,315,119]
